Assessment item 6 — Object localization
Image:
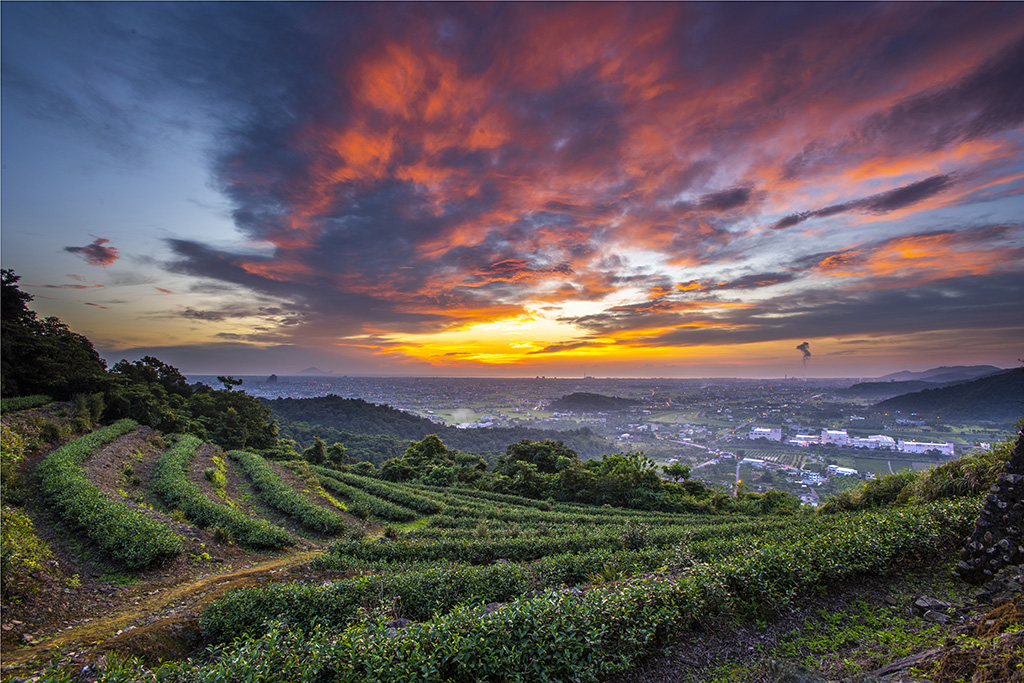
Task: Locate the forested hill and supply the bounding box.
[548,392,641,413]
[265,395,615,463]
[874,368,1024,422]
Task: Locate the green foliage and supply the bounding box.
[314,468,443,514]
[228,450,348,534]
[1,424,28,500]
[380,434,486,485]
[315,471,419,522]
[151,436,292,549]
[35,420,184,569]
[80,498,979,683]
[1,394,52,412]
[110,356,192,397]
[662,461,692,482]
[1,504,53,595]
[201,562,531,643]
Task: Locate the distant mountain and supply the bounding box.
[874,368,1024,422]
[548,392,641,413]
[875,365,1004,383]
[294,366,331,375]
[836,380,945,400]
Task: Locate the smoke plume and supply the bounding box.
[796,341,811,367]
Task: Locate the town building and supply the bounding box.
[898,440,955,456]
[749,426,782,441]
[849,434,897,450]
[821,429,851,446]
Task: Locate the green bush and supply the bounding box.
[0,394,51,412]
[151,436,292,550]
[35,420,183,569]
[228,450,348,534]
[314,467,443,514]
[76,498,980,683]
[316,471,419,522]
[0,504,53,594]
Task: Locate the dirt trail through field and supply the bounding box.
[2,550,323,672]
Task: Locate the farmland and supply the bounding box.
[2,392,1019,682]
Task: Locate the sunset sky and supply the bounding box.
[2,2,1022,378]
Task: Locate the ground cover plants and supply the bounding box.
[151,435,293,549]
[36,497,982,682]
[228,449,349,535]
[33,419,184,570]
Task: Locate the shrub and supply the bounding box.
[0,505,53,595]
[0,395,51,412]
[35,420,183,569]
[151,436,292,550]
[228,450,348,534]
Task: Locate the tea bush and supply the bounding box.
[35,420,183,569]
[228,450,348,534]
[315,471,419,522]
[151,436,292,549]
[0,394,51,412]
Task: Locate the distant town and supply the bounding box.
[193,365,1019,506]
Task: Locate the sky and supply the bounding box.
[2,2,1023,379]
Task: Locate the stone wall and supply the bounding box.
[954,430,1024,585]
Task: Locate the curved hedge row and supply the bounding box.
[317,468,443,514]
[151,436,293,549]
[202,561,529,643]
[85,498,981,683]
[228,450,348,534]
[35,419,183,569]
[315,472,419,522]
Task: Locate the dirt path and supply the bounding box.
[1,549,324,675]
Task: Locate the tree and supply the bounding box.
[326,442,348,466]
[303,437,327,465]
[662,461,692,482]
[499,439,579,476]
[112,356,193,397]
[217,376,244,391]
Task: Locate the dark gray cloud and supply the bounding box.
[64,238,120,267]
[698,186,753,212]
[772,174,957,229]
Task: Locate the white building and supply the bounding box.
[749,426,783,441]
[789,434,821,447]
[821,429,851,446]
[742,457,767,467]
[850,434,897,450]
[827,464,859,476]
[898,440,955,456]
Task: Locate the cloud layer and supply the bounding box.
[4,2,1024,373]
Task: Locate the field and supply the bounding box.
[1,400,1019,683]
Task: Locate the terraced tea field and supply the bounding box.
[0,414,997,682]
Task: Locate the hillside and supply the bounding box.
[266,395,615,461]
[1,399,1021,682]
[874,368,1024,422]
[875,365,1005,383]
[836,379,946,399]
[547,392,641,413]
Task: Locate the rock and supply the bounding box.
[884,595,899,607]
[913,596,952,614]
[922,609,950,624]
